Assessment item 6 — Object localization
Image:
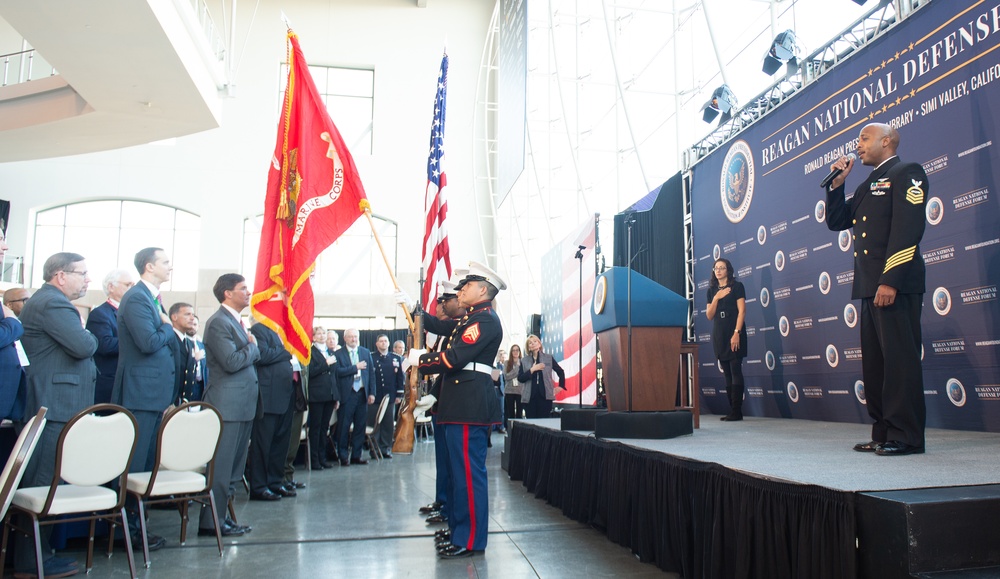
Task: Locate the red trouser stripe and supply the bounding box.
[463,424,475,548]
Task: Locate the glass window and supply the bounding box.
[280,64,374,154]
[31,200,200,290]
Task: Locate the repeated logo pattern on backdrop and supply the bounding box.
[690,1,1000,431]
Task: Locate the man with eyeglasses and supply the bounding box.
[112,247,175,551]
[2,287,31,318]
[15,252,99,578]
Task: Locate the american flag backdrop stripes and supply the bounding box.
[421,52,452,314]
[540,219,598,404]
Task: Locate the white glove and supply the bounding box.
[407,348,427,367]
[415,395,437,411]
[394,289,414,310]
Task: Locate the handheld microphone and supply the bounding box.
[819,153,857,189]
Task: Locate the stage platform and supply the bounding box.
[505,416,1000,579]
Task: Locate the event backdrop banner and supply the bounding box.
[690,0,1000,431]
[540,218,598,404]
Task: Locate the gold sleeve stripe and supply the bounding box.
[440,352,453,369]
[883,245,916,273]
[905,187,924,205]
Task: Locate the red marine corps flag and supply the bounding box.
[252,30,367,364]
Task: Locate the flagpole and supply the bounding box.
[360,202,416,334]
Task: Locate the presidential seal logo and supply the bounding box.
[946,378,966,407]
[926,196,943,225]
[838,230,852,252]
[757,225,767,245]
[818,272,831,295]
[844,303,857,328]
[854,380,866,405]
[713,244,721,261]
[814,200,826,223]
[593,275,608,314]
[826,344,839,368]
[765,351,775,371]
[778,316,789,337]
[759,287,770,308]
[774,250,785,271]
[933,287,952,316]
[721,140,755,223]
[787,382,799,403]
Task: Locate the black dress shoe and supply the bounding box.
[350,457,369,465]
[438,546,481,559]
[249,489,281,501]
[853,440,881,452]
[420,502,442,514]
[225,516,252,533]
[310,463,324,471]
[131,532,166,551]
[425,513,446,524]
[199,522,246,537]
[875,440,925,456]
[320,460,335,468]
[434,528,450,538]
[340,460,350,467]
[382,452,393,459]
[287,479,306,489]
[435,540,454,552]
[271,485,297,497]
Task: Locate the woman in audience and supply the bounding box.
[518,334,565,419]
[502,343,524,429]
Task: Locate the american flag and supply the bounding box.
[540,219,598,404]
[421,52,452,314]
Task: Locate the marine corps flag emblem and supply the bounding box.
[251,30,367,364]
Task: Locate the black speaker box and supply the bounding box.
[594,411,693,440]
[559,408,606,431]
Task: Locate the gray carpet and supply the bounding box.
[531,415,1000,492]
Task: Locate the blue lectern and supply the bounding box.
[591,267,688,412]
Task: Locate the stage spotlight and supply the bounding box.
[701,85,736,124]
[763,30,797,75]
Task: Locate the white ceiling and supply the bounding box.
[0,0,225,162]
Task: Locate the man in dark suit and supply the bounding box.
[86,268,134,405]
[0,301,24,422]
[112,247,175,549]
[826,123,928,456]
[247,321,296,500]
[198,274,260,537]
[185,315,208,401]
[168,302,198,404]
[16,252,98,577]
[333,328,373,465]
[369,334,404,458]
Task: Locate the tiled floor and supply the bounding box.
[42,431,673,578]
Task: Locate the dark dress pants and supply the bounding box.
[860,294,926,447]
[248,403,294,494]
[336,388,368,460]
[444,423,490,550]
[307,401,335,464]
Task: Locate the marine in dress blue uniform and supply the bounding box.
[412,262,505,558]
[826,123,928,456]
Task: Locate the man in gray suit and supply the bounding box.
[16,252,98,577]
[112,247,175,550]
[198,274,260,537]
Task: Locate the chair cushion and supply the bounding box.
[13,485,118,515]
[127,471,207,497]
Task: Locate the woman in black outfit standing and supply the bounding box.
[706,258,747,421]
